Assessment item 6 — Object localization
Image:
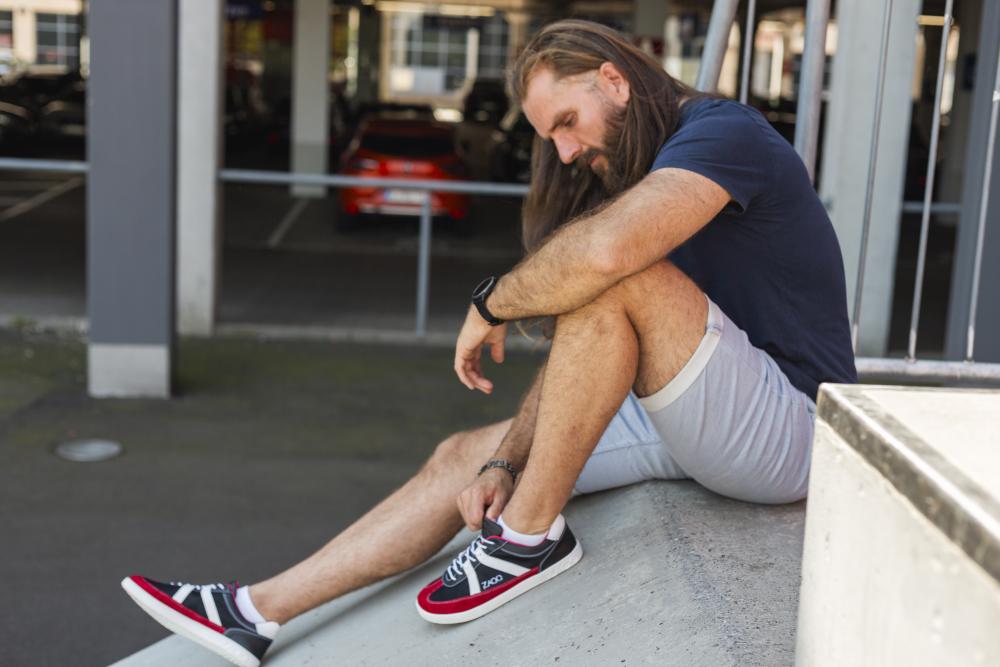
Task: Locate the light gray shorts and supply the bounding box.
[574,298,816,504]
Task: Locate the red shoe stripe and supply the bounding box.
[417,567,539,614]
[130,576,225,634]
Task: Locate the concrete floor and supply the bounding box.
[0,327,542,667]
[115,482,806,667]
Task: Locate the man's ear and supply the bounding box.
[598,61,630,103]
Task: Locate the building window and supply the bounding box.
[0,11,13,53]
[476,15,508,81]
[36,13,81,68]
[388,11,508,98]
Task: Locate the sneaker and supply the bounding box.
[121,576,278,667]
[415,514,583,624]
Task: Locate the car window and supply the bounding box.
[360,133,454,157]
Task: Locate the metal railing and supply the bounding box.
[846,0,1000,385]
[0,157,89,173]
[220,169,529,336]
[699,0,1000,386]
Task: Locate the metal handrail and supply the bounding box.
[0,157,89,173]
[220,168,530,197]
[221,168,529,336]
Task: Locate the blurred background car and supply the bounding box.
[0,100,32,153]
[487,105,534,183]
[337,112,469,232]
[0,68,85,158]
[461,77,508,125]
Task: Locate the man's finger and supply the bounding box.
[462,488,485,530]
[485,489,509,521]
[489,340,505,365]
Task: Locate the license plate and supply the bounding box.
[383,189,425,204]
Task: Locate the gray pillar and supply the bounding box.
[945,0,1000,361]
[818,0,921,356]
[176,0,223,337]
[291,0,331,198]
[87,0,176,398]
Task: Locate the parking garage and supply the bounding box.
[1,0,999,397]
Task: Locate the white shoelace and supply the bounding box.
[170,581,226,591]
[444,535,491,581]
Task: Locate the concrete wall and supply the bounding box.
[797,385,1000,666]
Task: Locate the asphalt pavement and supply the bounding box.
[0,326,543,666]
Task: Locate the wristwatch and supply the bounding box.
[478,458,518,481]
[472,276,505,326]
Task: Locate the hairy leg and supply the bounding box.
[501,261,706,533]
[249,420,510,624]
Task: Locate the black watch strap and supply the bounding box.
[478,458,518,481]
[472,276,504,326]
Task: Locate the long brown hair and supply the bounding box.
[509,20,704,252]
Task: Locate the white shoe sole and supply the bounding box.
[416,541,584,625]
[120,577,262,667]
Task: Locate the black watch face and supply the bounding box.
[473,276,496,300]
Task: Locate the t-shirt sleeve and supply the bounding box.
[650,104,773,212]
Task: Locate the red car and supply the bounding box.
[337,113,469,230]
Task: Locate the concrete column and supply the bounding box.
[354,5,380,106]
[87,0,176,398]
[507,11,530,65]
[291,0,331,198]
[945,0,1000,362]
[818,0,921,356]
[12,8,35,63]
[663,13,683,77]
[176,0,223,337]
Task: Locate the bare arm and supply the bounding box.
[487,168,731,320]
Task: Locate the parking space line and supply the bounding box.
[266,198,311,248]
[0,179,67,191]
[0,176,85,223]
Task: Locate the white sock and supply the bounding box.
[235,586,281,639]
[497,514,549,547]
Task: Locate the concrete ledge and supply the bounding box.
[816,384,1000,583]
[112,481,805,666]
[797,384,1000,666]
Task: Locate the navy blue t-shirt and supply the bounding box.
[651,98,857,400]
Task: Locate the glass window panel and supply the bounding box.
[419,50,438,67]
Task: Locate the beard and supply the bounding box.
[574,99,628,194]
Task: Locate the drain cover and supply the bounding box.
[55,439,123,462]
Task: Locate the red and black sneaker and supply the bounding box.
[121,576,278,667]
[416,514,583,624]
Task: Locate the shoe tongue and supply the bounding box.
[481,516,503,538]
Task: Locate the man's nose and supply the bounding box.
[554,137,581,165]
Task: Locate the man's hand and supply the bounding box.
[457,468,514,531]
[454,305,507,393]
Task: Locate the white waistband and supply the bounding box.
[638,296,724,413]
